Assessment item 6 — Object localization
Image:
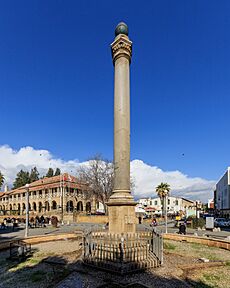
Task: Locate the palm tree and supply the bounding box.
[155,182,170,218]
[0,171,5,189]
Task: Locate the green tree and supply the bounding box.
[30,167,39,183]
[13,170,30,189]
[155,182,170,217]
[0,171,5,189]
[46,168,54,177]
[54,168,61,176]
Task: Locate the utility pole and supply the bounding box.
[25,183,30,238]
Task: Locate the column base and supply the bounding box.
[107,191,136,234]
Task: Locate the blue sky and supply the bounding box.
[0,0,230,184]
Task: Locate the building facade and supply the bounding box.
[139,196,196,217]
[0,173,98,217]
[216,168,230,217]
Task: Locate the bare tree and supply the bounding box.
[77,154,136,214]
[77,155,114,214]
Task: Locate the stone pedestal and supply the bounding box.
[108,203,136,234]
[108,23,136,234]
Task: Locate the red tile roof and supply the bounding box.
[2,173,86,196]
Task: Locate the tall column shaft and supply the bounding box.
[108,25,136,234]
[114,56,130,192]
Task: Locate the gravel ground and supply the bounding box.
[34,239,81,256]
[56,240,230,288]
[54,251,205,288]
[0,239,230,288]
[0,240,81,288]
[55,254,192,288]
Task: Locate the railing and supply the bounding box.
[151,231,163,264]
[83,230,163,274]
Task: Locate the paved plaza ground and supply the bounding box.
[1,222,230,242]
[0,222,104,242]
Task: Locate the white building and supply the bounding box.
[216,168,230,217]
[138,196,196,217]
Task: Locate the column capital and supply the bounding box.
[111,34,132,64]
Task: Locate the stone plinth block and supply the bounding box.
[107,200,136,234]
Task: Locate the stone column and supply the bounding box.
[107,23,136,234]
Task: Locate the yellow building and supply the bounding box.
[0,173,97,217]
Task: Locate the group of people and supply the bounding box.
[0,216,61,236]
[29,215,46,228]
[30,215,59,228]
[0,217,18,230]
[0,215,58,230]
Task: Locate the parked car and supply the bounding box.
[214,218,229,227]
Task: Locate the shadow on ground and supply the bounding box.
[0,250,215,288]
[0,226,24,241]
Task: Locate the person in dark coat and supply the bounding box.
[179,223,186,235]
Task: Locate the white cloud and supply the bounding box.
[0,145,215,202]
[131,160,215,202]
[0,145,80,186]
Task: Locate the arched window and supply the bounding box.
[86,202,91,213]
[22,203,26,211]
[77,201,83,212]
[66,201,73,212]
[45,201,50,211]
[9,204,12,211]
[18,203,21,213]
[52,201,57,210]
[33,202,37,211]
[38,202,42,213]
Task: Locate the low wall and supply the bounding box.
[0,232,83,251]
[163,233,230,251]
[75,215,109,224]
[0,214,108,225]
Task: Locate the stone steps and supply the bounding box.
[84,250,160,274]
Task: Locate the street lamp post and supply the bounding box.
[25,183,30,238]
[195,201,198,220]
[165,192,168,234]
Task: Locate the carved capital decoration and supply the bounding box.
[111,34,132,64]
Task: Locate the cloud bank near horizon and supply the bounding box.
[130,160,215,202]
[0,145,215,202]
